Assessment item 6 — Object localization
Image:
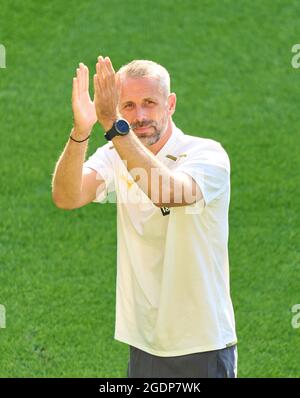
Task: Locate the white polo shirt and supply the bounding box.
[83,123,237,357]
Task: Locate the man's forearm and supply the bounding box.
[111,130,196,207]
[52,128,89,208]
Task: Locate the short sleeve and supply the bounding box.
[83,143,115,203]
[174,140,230,206]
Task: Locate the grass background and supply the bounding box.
[0,0,300,377]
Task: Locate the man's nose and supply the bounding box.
[135,106,147,122]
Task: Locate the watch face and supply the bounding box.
[115,119,130,135]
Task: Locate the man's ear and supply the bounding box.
[167,93,176,116]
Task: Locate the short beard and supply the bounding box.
[131,116,168,147]
[138,131,161,146]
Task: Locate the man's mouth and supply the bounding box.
[135,126,151,132]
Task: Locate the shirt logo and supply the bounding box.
[121,175,135,189]
[160,207,170,216]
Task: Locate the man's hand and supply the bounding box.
[72,63,97,138]
[93,56,119,132]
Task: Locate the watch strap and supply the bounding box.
[104,125,118,141]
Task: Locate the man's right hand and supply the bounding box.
[72,63,97,138]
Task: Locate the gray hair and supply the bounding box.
[117,60,170,97]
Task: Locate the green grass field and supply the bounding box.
[0,0,300,377]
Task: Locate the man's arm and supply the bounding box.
[52,63,105,210]
[111,131,202,207]
[51,133,105,209]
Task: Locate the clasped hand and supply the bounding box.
[71,56,120,137]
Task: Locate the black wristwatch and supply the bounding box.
[104,119,130,141]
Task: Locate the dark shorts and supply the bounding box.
[127,344,238,378]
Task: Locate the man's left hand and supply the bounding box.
[93,56,119,132]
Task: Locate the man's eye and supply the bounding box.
[124,103,133,109]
